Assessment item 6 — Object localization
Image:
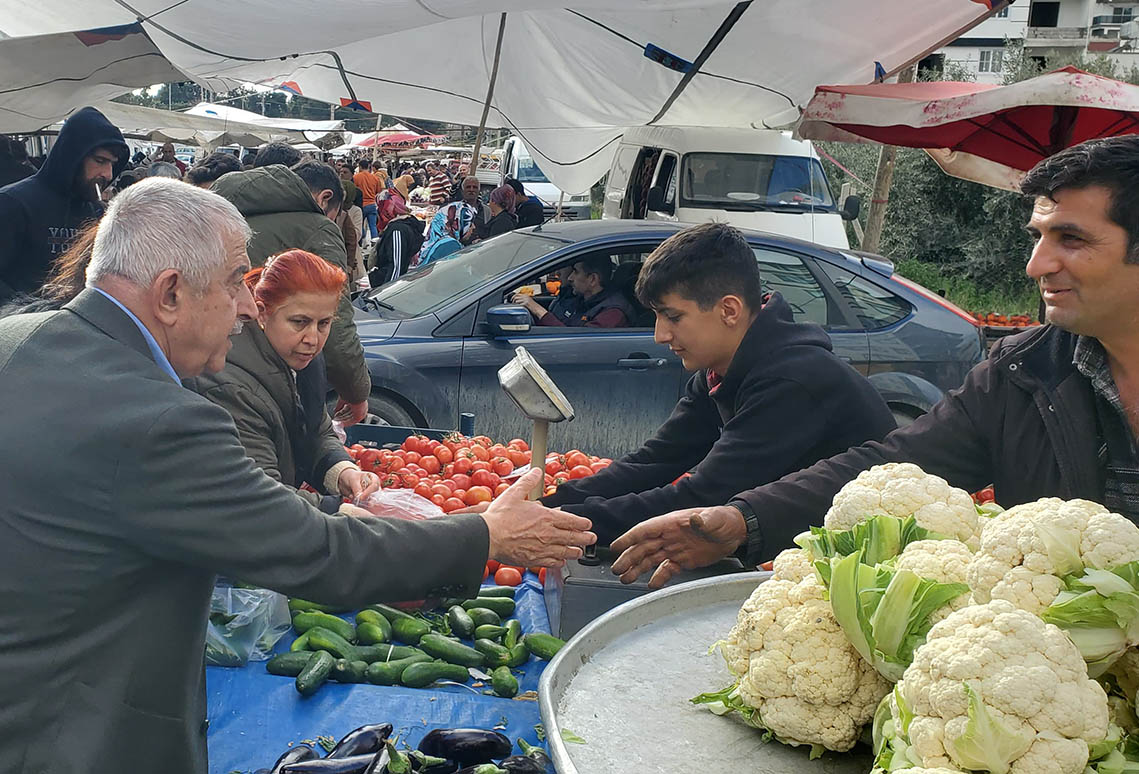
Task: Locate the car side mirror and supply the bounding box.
[646,185,672,214]
[841,194,861,221]
[487,304,532,336]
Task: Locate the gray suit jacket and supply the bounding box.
[0,289,488,773]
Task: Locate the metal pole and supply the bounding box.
[529,419,549,500]
[372,111,382,164]
[470,13,507,188]
[861,65,915,254]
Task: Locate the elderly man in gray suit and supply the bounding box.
[0,177,595,774]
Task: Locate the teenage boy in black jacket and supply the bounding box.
[542,222,896,545]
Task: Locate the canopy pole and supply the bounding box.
[861,65,915,254]
[470,13,507,185]
[372,112,382,164]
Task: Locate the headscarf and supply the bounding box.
[490,185,516,213]
[417,202,476,266]
[393,174,414,200]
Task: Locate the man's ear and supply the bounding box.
[719,294,747,327]
[149,269,189,327]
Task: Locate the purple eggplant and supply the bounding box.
[417,729,511,768]
[410,750,458,774]
[271,745,319,773]
[497,757,543,774]
[281,753,379,773]
[327,723,394,759]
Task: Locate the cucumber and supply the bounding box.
[477,585,518,598]
[295,650,335,696]
[506,642,530,668]
[288,598,346,614]
[523,633,565,661]
[461,597,516,618]
[292,611,356,643]
[353,643,424,663]
[503,620,522,650]
[474,624,507,642]
[418,633,487,668]
[473,638,511,668]
[331,659,369,683]
[356,621,391,645]
[364,653,433,685]
[491,665,519,698]
[391,616,431,645]
[368,603,420,624]
[289,631,312,652]
[355,609,393,642]
[447,606,476,639]
[306,626,359,660]
[266,651,315,677]
[399,661,470,689]
[466,608,502,627]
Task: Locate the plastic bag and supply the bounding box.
[331,419,347,444]
[204,584,291,667]
[355,487,446,520]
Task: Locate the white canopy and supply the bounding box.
[76,101,308,149]
[184,102,345,144]
[0,1,1005,193]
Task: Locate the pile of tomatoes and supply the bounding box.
[344,433,613,513]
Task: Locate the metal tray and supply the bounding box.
[538,572,874,774]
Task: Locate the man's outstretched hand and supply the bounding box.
[610,505,747,589]
[481,468,596,567]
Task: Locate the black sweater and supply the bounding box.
[542,293,897,545]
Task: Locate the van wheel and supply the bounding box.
[363,394,417,427]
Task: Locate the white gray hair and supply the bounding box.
[147,161,183,179]
[86,177,250,290]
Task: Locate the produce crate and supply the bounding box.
[345,413,474,446]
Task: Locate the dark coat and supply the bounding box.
[0,289,488,774]
[0,107,127,302]
[515,195,544,228]
[732,324,1109,562]
[544,293,897,544]
[484,209,517,238]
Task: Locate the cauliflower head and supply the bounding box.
[720,574,890,752]
[893,599,1109,774]
[895,539,974,623]
[770,547,814,583]
[824,463,981,549]
[967,498,1139,614]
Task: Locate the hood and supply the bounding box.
[212,164,322,218]
[719,292,832,395]
[37,106,128,196]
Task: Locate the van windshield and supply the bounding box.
[679,152,836,212]
[516,154,550,183]
[364,232,563,318]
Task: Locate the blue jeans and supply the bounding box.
[362,203,378,240]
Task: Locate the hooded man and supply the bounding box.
[0,107,127,303]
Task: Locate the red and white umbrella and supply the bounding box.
[799,66,1139,190]
[354,131,444,150]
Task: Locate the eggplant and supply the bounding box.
[497,757,543,774]
[512,740,551,773]
[271,745,319,773]
[281,753,380,773]
[417,729,511,767]
[327,723,394,759]
[452,766,506,774]
[410,750,458,774]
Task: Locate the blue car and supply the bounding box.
[352,220,985,458]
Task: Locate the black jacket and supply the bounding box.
[0,107,127,303]
[370,217,426,287]
[543,293,897,544]
[732,324,1110,563]
[484,209,517,238]
[515,196,544,228]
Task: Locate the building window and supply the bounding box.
[997,7,1009,17]
[1112,7,1133,23]
[979,49,1004,73]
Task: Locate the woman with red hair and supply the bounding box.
[190,249,380,511]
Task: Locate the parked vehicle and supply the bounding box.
[352,220,984,458]
[602,126,860,249]
[497,136,592,221]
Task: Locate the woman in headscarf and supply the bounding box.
[415,200,476,267]
[483,184,518,239]
[376,174,414,234]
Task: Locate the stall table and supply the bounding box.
[205,577,551,773]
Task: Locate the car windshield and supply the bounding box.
[365,232,564,318]
[516,154,550,183]
[680,152,836,211]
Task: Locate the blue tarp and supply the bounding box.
[206,577,552,773]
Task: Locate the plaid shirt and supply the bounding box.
[1074,336,1139,520]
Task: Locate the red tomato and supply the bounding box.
[508,438,529,452]
[449,473,472,491]
[483,563,490,581]
[471,469,501,489]
[426,439,441,452]
[544,473,555,487]
[488,444,509,458]
[494,566,522,586]
[472,435,493,447]
[491,457,514,477]
[380,474,400,488]
[431,483,453,498]
[568,465,593,480]
[420,455,441,475]
[470,460,492,473]
[442,497,466,513]
[507,449,530,468]
[494,482,510,498]
[590,461,608,473]
[600,458,612,465]
[434,445,454,464]
[487,559,501,573]
[453,457,473,475]
[393,450,407,462]
[553,475,569,486]
[465,486,494,506]
[442,463,455,478]
[350,443,365,454]
[450,489,467,502]
[565,451,590,470]
[413,483,433,499]
[358,449,381,470]
[470,445,490,462]
[538,567,547,585]
[545,459,564,475]
[404,451,422,465]
[431,493,447,507]
[400,472,421,488]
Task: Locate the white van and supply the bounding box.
[602,126,859,249]
[499,136,592,221]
